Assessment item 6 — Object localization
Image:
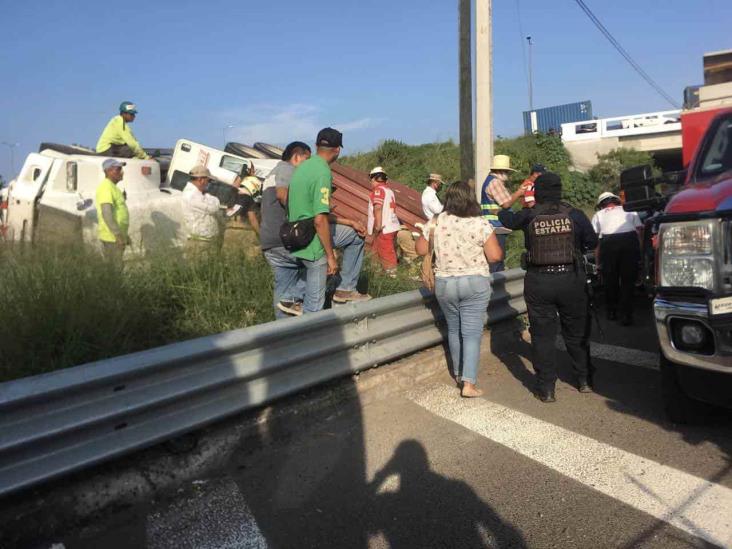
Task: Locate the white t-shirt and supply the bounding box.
[423,213,494,277]
[591,205,642,238]
[421,186,444,220]
[368,183,401,235]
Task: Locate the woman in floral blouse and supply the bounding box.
[416,181,503,397]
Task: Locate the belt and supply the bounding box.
[529,264,574,274]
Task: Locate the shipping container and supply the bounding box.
[523,100,592,135]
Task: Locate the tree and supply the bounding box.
[588,148,657,193]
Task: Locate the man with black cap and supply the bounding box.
[96,101,150,159]
[499,172,598,402]
[287,127,370,314]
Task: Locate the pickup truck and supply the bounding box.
[1,140,276,255]
[621,108,732,422]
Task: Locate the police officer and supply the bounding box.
[499,173,599,402]
[591,192,642,325]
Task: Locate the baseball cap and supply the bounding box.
[119,101,138,115]
[102,159,126,170]
[531,163,546,174]
[189,165,213,179]
[316,127,343,148]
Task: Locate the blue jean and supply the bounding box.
[435,275,491,384]
[263,247,307,318]
[331,223,365,292]
[263,224,365,316]
[489,233,507,273]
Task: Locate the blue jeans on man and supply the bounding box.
[434,275,492,384]
[263,223,365,316]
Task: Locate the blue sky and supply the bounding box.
[1,0,730,179]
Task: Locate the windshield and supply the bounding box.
[696,115,732,180]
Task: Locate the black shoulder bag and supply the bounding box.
[279,195,316,251]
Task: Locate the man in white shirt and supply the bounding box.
[591,191,643,325]
[182,165,226,258]
[421,173,445,220]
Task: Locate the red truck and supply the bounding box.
[621,105,732,422]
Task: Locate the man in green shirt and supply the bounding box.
[287,127,369,313]
[96,158,130,264]
[96,101,150,159]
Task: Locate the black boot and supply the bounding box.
[578,368,596,393]
[578,379,593,393]
[534,385,556,403]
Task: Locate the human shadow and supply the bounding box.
[487,271,535,392]
[364,440,528,548]
[227,308,369,548]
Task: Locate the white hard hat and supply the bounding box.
[597,191,620,206]
[370,166,388,178]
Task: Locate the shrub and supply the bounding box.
[588,148,658,193]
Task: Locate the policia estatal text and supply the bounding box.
[499,173,599,403]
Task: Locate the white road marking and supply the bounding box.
[556,337,660,370]
[408,382,732,548]
[146,477,267,549]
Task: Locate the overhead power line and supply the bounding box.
[574,0,680,109]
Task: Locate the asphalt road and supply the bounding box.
[20,296,732,549]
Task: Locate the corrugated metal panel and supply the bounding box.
[523,101,593,134]
[237,142,427,237]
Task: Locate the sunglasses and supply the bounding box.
[373,174,387,181]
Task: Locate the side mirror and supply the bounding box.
[619,164,658,212]
[66,161,78,192]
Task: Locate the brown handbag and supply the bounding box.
[421,216,439,292]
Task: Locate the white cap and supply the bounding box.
[596,191,620,206]
[370,166,387,178]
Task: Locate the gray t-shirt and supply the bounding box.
[259,160,295,250]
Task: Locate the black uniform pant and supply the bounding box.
[599,232,640,317]
[525,270,592,390]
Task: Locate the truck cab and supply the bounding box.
[2,140,278,256]
[622,108,732,421]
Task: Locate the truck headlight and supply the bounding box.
[659,220,717,290]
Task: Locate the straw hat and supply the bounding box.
[490,155,516,172]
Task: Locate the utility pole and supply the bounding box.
[527,36,534,113]
[458,0,474,183]
[475,0,492,199]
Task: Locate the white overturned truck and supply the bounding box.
[1,141,278,254]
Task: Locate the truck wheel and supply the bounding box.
[660,355,701,424]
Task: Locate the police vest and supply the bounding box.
[527,203,576,266]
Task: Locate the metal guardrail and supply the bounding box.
[0,269,526,498]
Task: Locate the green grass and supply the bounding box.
[0,243,421,382]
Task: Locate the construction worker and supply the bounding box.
[479,155,526,272]
[96,159,130,265]
[96,101,150,159]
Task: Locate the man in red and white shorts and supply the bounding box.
[367,166,401,274]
